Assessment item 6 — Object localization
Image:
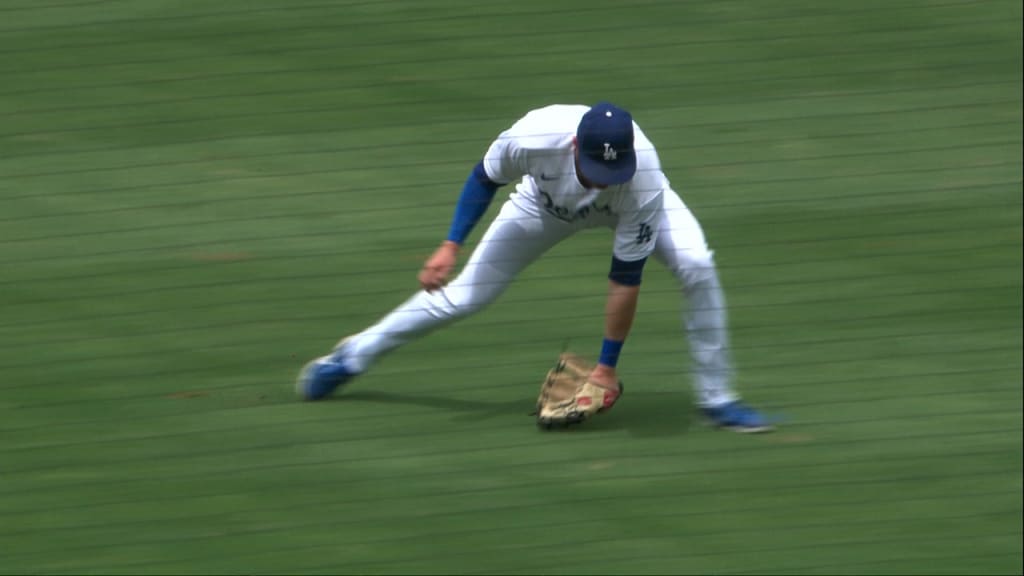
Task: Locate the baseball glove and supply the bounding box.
[535,352,623,429]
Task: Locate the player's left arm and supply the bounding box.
[588,188,663,387]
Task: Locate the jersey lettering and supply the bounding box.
[539,189,612,223]
[636,223,653,244]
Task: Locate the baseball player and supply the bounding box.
[296,102,771,432]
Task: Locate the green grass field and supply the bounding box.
[1,1,1021,574]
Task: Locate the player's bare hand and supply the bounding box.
[419,241,460,292]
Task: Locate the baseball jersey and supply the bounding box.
[481,104,667,262]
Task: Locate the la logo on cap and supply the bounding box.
[576,101,637,185]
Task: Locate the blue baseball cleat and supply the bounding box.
[295,354,355,401]
[701,400,774,433]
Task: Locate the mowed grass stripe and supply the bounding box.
[0,0,1019,573]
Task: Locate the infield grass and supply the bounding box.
[0,1,1021,574]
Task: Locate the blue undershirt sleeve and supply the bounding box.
[608,255,647,286]
[446,161,503,245]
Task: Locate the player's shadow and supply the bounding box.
[341,389,693,437]
[340,390,523,421]
[563,390,694,437]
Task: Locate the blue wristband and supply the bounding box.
[599,338,624,368]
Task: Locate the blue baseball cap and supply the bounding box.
[576,102,637,186]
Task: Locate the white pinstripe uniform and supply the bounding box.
[340,104,737,407]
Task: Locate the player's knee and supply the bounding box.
[449,297,488,319]
[428,293,475,320]
[671,249,718,289]
[425,286,496,320]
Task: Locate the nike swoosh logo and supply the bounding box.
[539,173,558,181]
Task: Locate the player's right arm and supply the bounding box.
[419,129,527,292]
[418,162,501,291]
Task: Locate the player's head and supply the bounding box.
[575,102,637,186]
